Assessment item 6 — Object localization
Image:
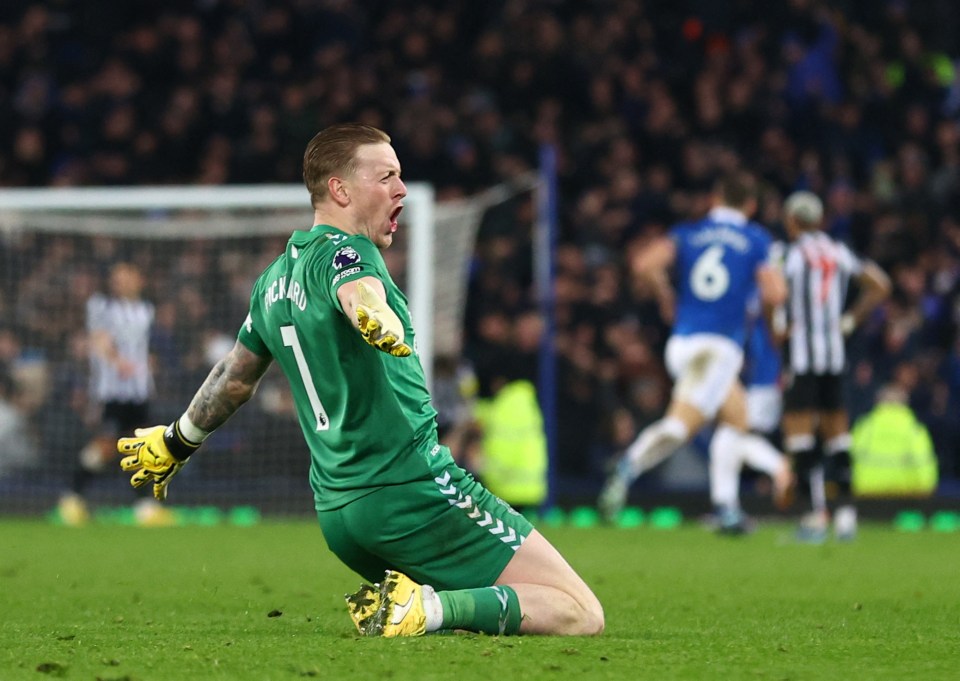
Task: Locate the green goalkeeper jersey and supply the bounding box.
[237,224,449,511]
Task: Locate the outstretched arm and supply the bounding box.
[184,341,273,432]
[118,342,272,500]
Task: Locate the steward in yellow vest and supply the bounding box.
[850,386,938,497]
[474,380,548,509]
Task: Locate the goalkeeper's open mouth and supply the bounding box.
[389,205,403,233]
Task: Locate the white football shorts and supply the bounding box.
[665,333,744,420]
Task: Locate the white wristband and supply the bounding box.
[178,414,211,444]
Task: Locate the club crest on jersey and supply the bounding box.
[333,246,361,270]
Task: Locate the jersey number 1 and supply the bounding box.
[281,325,330,431]
[690,245,730,301]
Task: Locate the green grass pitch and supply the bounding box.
[1,517,958,680]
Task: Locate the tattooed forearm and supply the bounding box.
[185,342,272,432]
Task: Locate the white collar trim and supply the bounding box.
[708,206,748,225]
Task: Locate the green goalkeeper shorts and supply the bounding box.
[317,463,534,590]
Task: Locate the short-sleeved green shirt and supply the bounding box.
[237,224,451,510]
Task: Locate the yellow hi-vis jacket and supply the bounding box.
[850,402,938,497]
[474,380,547,507]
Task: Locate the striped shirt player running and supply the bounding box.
[115,124,603,638]
[779,191,891,541]
[598,172,791,533]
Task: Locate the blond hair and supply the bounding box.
[302,123,391,207]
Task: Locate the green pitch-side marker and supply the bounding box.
[228,505,262,527]
[541,507,566,527]
[195,506,224,526]
[929,511,959,533]
[649,506,683,529]
[615,507,644,528]
[569,506,599,528]
[893,510,925,532]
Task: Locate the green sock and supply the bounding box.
[437,585,522,635]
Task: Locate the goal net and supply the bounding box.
[0,178,537,518]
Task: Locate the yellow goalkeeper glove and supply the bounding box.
[118,424,196,501]
[355,280,413,357]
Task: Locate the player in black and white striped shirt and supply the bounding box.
[779,192,891,541]
[58,263,165,525]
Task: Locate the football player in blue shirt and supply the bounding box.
[599,173,790,532]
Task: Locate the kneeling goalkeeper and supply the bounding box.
[118,123,604,637]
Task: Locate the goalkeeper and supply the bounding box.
[118,123,603,638]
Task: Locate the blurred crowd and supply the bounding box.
[2,0,960,491]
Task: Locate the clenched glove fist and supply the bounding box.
[355,280,413,357]
[118,425,193,501]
